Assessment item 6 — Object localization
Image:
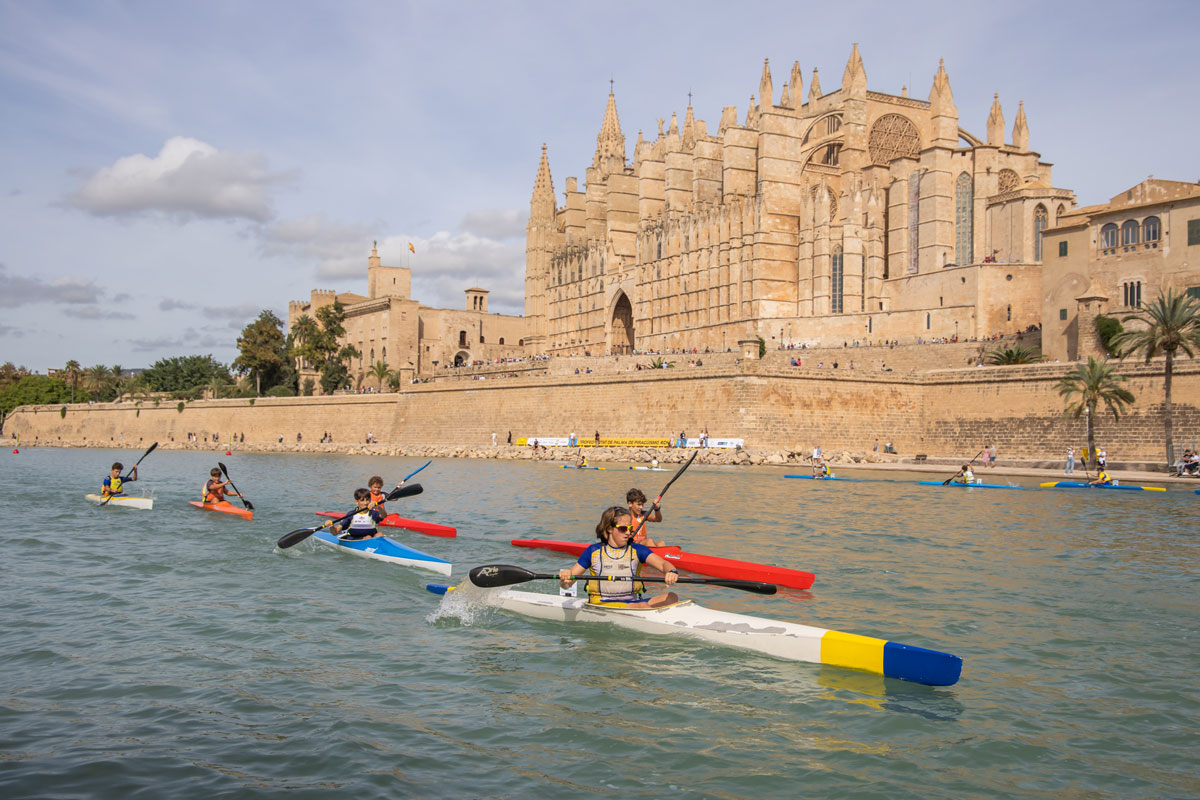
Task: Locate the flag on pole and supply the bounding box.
[408,242,415,253]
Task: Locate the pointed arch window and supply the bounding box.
[831,246,844,314]
[1034,205,1048,261]
[955,173,974,265]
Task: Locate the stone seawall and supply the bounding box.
[6,360,1198,463]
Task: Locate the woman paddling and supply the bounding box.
[558,506,679,608]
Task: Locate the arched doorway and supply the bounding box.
[611,293,634,355]
[453,350,470,367]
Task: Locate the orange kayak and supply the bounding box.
[189,500,253,520]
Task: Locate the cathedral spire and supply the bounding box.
[1012,100,1029,150]
[987,93,1005,146]
[808,67,822,104]
[759,58,774,108]
[789,61,803,106]
[683,102,696,149]
[928,58,958,148]
[780,82,790,108]
[530,143,556,220]
[842,43,866,96]
[593,89,626,173]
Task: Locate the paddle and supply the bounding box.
[101,441,158,506]
[217,461,254,511]
[469,564,777,596]
[399,460,432,486]
[942,449,984,485]
[631,450,698,540]
[276,483,424,549]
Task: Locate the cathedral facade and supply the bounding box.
[524,45,1075,355]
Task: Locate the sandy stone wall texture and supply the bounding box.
[7,360,1198,463]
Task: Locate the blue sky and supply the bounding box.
[2,0,1198,370]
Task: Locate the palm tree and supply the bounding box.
[63,360,81,403]
[82,364,114,400]
[1055,357,1136,469]
[984,344,1044,365]
[1111,290,1200,468]
[369,360,391,392]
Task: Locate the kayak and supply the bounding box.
[784,474,861,482]
[312,530,451,575]
[85,494,154,510]
[1039,481,1165,492]
[426,585,961,687]
[316,511,456,538]
[918,481,1022,490]
[629,466,669,471]
[511,538,815,590]
[189,500,253,520]
[562,464,605,470]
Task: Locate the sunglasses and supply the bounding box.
[611,524,631,533]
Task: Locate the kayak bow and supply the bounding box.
[189,500,253,520]
[85,494,153,510]
[316,511,457,538]
[312,531,452,575]
[425,585,960,686]
[511,538,815,590]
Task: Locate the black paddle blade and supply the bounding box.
[277,527,319,549]
[469,564,548,588]
[386,482,424,502]
[696,578,777,595]
[242,499,255,511]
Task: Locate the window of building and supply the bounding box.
[1142,216,1161,243]
[826,115,842,135]
[925,312,930,330]
[831,246,844,314]
[1058,240,1068,257]
[1101,223,1119,250]
[458,330,467,347]
[1189,220,1200,245]
[1034,205,1048,261]
[1007,304,1012,321]
[479,334,485,343]
[821,143,841,166]
[499,338,505,345]
[1122,280,1142,308]
[955,173,974,265]
[1121,220,1139,247]
[1186,287,1200,300]
[867,318,872,334]
[1059,308,1068,321]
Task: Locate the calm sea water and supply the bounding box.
[1,447,1197,798]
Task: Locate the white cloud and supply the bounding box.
[460,208,527,239]
[75,307,136,320]
[0,263,105,307]
[382,232,526,315]
[67,136,295,222]
[158,298,194,311]
[258,213,376,280]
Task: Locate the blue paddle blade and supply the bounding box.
[426,584,452,595]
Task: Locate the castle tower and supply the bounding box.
[465,288,489,313]
[987,93,1005,146]
[1012,100,1029,151]
[524,144,557,348]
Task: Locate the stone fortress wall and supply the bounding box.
[9,357,1198,464]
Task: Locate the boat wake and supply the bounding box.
[425,581,501,626]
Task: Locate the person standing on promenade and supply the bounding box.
[1065,447,1075,475]
[1097,448,1107,469]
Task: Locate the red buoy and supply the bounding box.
[225,450,232,455]
[12,448,18,454]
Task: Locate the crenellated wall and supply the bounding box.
[7,361,1198,462]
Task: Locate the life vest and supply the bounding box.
[584,543,646,602]
[959,468,974,483]
[369,488,387,515]
[104,476,124,496]
[343,509,379,538]
[204,479,226,503]
[820,463,830,477]
[630,510,653,545]
[1096,470,1111,484]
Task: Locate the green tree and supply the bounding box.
[757,336,767,359]
[369,360,391,391]
[0,362,29,388]
[234,310,289,395]
[984,344,1044,365]
[1110,290,1200,467]
[62,359,82,403]
[1055,356,1136,468]
[0,375,74,417]
[142,355,232,393]
[1095,314,1125,357]
[82,364,116,401]
[287,302,359,394]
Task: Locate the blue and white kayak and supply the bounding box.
[629,466,669,471]
[919,481,1022,490]
[312,530,452,575]
[561,464,605,470]
[1039,481,1165,492]
[784,474,862,482]
[426,584,962,687]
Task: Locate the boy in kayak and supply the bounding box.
[558,505,679,607]
[954,464,975,485]
[101,461,136,497]
[203,467,241,504]
[368,476,390,515]
[627,488,665,547]
[333,488,384,540]
[1088,469,1113,486]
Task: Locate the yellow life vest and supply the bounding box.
[585,543,646,602]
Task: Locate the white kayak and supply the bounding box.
[85,494,154,510]
[427,586,961,686]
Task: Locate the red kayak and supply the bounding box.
[315,511,457,538]
[189,500,253,521]
[510,538,815,590]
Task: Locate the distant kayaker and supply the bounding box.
[101,461,136,497]
[575,454,588,469]
[333,488,384,540]
[203,467,240,504]
[1089,469,1113,486]
[558,505,679,607]
[954,464,975,485]
[627,488,665,547]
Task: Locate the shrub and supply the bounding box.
[1095,315,1124,356]
[176,401,185,413]
[60,405,66,418]
[757,336,766,358]
[266,385,295,397]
